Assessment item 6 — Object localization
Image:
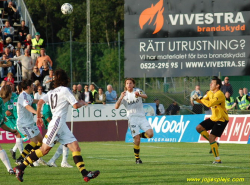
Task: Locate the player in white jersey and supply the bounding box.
[115,78,153,164]
[15,79,43,166]
[14,69,100,183]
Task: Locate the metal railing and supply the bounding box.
[14,0,37,37]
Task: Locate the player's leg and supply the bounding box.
[4,119,22,160]
[61,145,73,168]
[210,121,228,163]
[15,126,43,164]
[140,129,154,139]
[133,134,142,164]
[10,144,17,159]
[14,143,52,182]
[67,141,100,182]
[15,133,24,155]
[196,119,213,141]
[209,134,221,163]
[0,145,15,174]
[47,144,63,167]
[136,117,154,164]
[128,118,141,163]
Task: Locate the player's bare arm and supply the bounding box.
[25,104,37,114]
[1,123,18,135]
[73,100,88,109]
[36,99,45,127]
[115,91,126,109]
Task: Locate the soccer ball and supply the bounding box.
[61,3,73,15]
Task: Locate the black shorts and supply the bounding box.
[200,118,228,137]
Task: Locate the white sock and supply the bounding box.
[62,145,69,164]
[12,144,18,152]
[16,138,23,154]
[49,145,63,163]
[0,149,12,172]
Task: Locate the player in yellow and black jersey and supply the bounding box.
[194,76,229,164]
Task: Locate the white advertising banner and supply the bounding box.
[66,104,128,121]
[66,103,157,122]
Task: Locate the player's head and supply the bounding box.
[124,78,135,91]
[6,81,14,92]
[54,69,69,88]
[0,85,12,100]
[210,76,222,91]
[21,79,34,93]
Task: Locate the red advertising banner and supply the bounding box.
[0,127,43,144]
[0,128,16,143]
[199,115,250,143]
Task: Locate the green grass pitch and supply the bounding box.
[0,142,249,185]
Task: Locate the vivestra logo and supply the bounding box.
[139,0,164,34]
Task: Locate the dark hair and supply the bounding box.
[21,79,33,90]
[239,88,243,91]
[54,69,69,88]
[124,78,135,90]
[125,78,135,85]
[0,85,12,99]
[49,81,54,90]
[98,87,103,91]
[212,76,222,89]
[17,82,22,94]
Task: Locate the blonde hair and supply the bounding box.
[26,34,31,39]
[7,72,13,77]
[34,80,40,86]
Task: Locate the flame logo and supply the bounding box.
[139,0,164,34]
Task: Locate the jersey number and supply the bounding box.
[50,94,58,109]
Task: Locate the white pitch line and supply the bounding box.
[85,156,250,170]
[101,143,180,149]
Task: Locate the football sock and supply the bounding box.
[62,145,69,164]
[18,141,37,160]
[20,149,44,171]
[134,145,140,159]
[72,151,88,176]
[12,144,18,152]
[140,132,149,138]
[0,149,12,171]
[16,138,24,153]
[49,145,63,163]
[200,130,209,141]
[210,142,220,161]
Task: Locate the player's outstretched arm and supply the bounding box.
[25,105,37,114]
[115,91,126,109]
[1,123,18,135]
[73,100,88,109]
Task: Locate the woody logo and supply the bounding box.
[139,0,164,34]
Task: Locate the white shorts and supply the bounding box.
[43,117,77,147]
[128,115,152,137]
[17,124,40,140]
